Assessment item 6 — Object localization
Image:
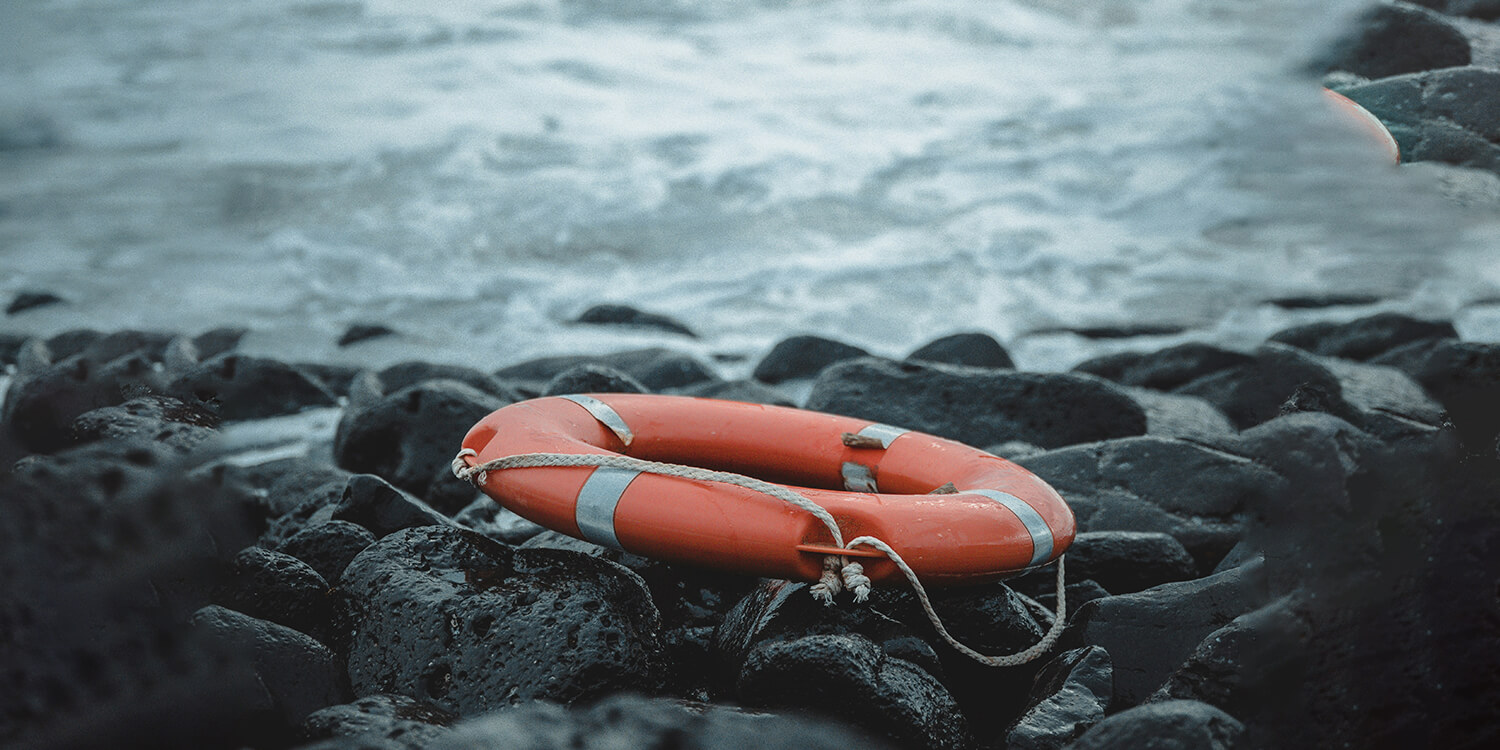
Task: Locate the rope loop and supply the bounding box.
[452,448,1066,667]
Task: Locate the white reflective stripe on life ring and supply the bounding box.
[968,489,1055,568]
[574,466,639,549]
[560,394,635,446]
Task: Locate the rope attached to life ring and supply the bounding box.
[452,448,1067,667]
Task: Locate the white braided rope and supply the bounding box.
[452,448,1067,666]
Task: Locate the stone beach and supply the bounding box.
[5,2,1500,749]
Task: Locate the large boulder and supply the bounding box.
[1173,343,1444,438]
[333,380,511,505]
[737,633,971,750]
[1341,66,1500,170]
[168,354,338,421]
[572,303,697,337]
[300,694,456,750]
[754,335,871,384]
[1318,2,1470,78]
[806,358,1147,450]
[1372,339,1500,453]
[1017,437,1283,570]
[339,526,666,715]
[1065,700,1245,750]
[1006,646,1112,750]
[1069,559,1268,707]
[495,348,718,392]
[191,605,348,727]
[1268,312,1456,362]
[1074,343,1253,391]
[906,332,1013,369]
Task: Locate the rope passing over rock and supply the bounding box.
[452,447,1068,667]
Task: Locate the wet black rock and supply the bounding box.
[573,303,697,337]
[1150,598,1309,749]
[523,530,758,634]
[259,473,454,549]
[41,328,101,358]
[1062,531,1197,595]
[192,326,250,359]
[3,351,169,453]
[1074,700,1246,750]
[427,693,893,750]
[1263,293,1383,310]
[714,579,942,692]
[1032,324,1188,340]
[753,335,871,384]
[300,694,456,750]
[340,526,665,715]
[334,474,457,536]
[70,395,219,453]
[191,605,348,727]
[169,353,338,421]
[452,496,545,545]
[278,521,378,584]
[541,363,648,396]
[6,290,64,315]
[1342,66,1500,169]
[1034,579,1111,615]
[1073,343,1253,392]
[737,633,971,750]
[1320,2,1471,79]
[1372,339,1500,453]
[221,546,333,640]
[1122,387,1236,441]
[1006,646,1111,750]
[1269,312,1457,361]
[334,380,510,501]
[1017,437,1281,570]
[338,324,397,347]
[906,332,1014,369]
[262,461,354,518]
[677,378,795,405]
[1069,559,1268,707]
[377,361,520,400]
[806,358,1147,450]
[1174,343,1444,438]
[496,347,718,391]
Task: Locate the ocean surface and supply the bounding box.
[3,0,1498,378]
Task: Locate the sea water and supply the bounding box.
[2,0,1497,378]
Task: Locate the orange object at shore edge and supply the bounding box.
[454,394,1076,587]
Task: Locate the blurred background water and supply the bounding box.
[2,0,1497,375]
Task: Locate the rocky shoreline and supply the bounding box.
[2,304,1497,749]
[6,2,1500,748]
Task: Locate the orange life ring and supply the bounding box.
[454,393,1075,587]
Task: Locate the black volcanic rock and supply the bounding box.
[573,303,697,337]
[1066,700,1244,750]
[1269,312,1456,361]
[1074,343,1253,391]
[1006,646,1112,750]
[737,633,970,750]
[753,335,871,383]
[340,526,665,715]
[333,380,510,500]
[806,357,1147,450]
[1069,559,1268,707]
[906,332,1013,369]
[1319,2,1470,78]
[168,354,338,421]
